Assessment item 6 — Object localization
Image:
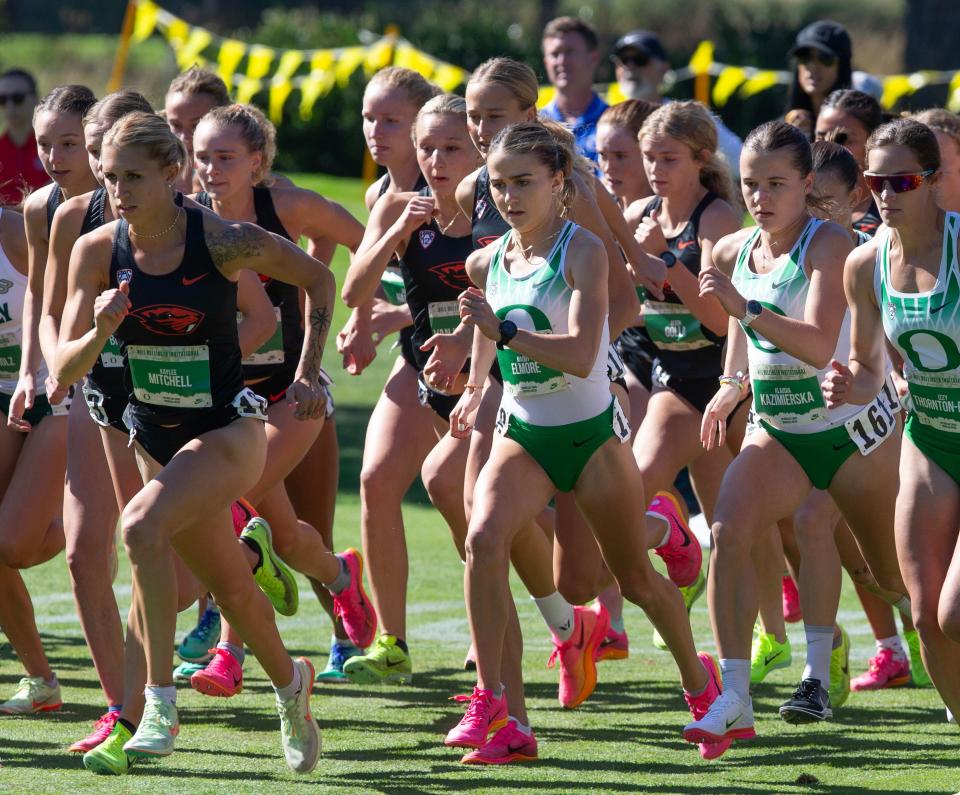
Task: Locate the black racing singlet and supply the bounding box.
[640,192,725,380]
[399,187,474,371]
[852,198,881,238]
[196,187,302,381]
[111,206,243,425]
[471,165,509,250]
[85,188,125,398]
[45,184,63,235]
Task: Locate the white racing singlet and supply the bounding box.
[486,221,610,426]
[875,212,960,434]
[732,217,860,433]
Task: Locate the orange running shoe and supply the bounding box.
[548,604,609,709]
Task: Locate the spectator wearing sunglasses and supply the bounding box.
[815,90,885,237]
[612,29,742,178]
[0,69,47,207]
[786,21,853,133]
[540,16,607,163]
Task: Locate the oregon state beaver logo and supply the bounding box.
[130,305,204,335]
[427,261,470,291]
[476,235,499,248]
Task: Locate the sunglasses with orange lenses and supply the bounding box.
[863,170,935,194]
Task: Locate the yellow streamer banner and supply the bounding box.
[175,27,212,70]
[164,16,189,48]
[132,0,159,42]
[948,71,960,113]
[713,66,747,107]
[881,75,915,109]
[688,40,714,76]
[217,39,247,87]
[739,71,780,100]
[246,45,275,81]
[335,47,366,87]
[235,76,263,105]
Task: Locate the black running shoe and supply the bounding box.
[778,677,833,724]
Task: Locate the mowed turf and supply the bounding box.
[1,174,956,793]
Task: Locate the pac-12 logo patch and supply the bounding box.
[419,229,436,249]
[117,269,134,284]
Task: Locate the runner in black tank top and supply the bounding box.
[400,186,475,419]
[851,198,881,238]
[639,191,726,413]
[471,165,510,248]
[111,206,261,465]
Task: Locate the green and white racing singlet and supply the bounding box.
[876,213,960,434]
[732,217,859,432]
[485,221,610,426]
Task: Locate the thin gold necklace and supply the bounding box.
[511,224,562,268]
[435,208,463,236]
[130,207,183,240]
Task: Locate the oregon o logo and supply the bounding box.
[496,303,553,333]
[898,329,960,373]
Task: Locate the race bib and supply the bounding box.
[644,301,711,351]
[100,335,124,369]
[127,344,212,408]
[231,387,268,421]
[0,332,21,381]
[611,398,630,442]
[82,382,110,427]
[906,375,960,434]
[844,385,899,456]
[494,406,509,436]
[606,346,626,383]
[427,300,460,334]
[751,362,828,428]
[381,267,406,306]
[241,307,284,366]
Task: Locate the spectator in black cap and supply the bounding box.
[786,20,853,133]
[612,30,742,178]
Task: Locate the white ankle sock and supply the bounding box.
[273,663,302,702]
[719,658,751,701]
[802,624,834,690]
[510,716,532,735]
[145,685,176,706]
[876,634,906,661]
[533,591,575,642]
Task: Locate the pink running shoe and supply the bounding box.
[444,686,508,749]
[850,648,911,691]
[650,491,702,588]
[782,575,803,623]
[332,548,377,649]
[191,648,243,697]
[684,652,732,760]
[231,498,258,537]
[548,604,609,709]
[595,626,629,662]
[461,720,538,765]
[68,709,119,753]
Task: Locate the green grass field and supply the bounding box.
[1,174,956,794]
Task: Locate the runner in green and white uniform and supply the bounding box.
[685,121,911,756]
[445,121,722,766]
[822,118,960,722]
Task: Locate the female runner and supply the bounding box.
[187,102,373,694]
[56,111,329,772]
[913,109,960,213]
[821,118,960,721]
[685,121,910,755]
[445,122,721,765]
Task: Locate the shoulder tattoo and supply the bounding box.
[207,223,266,267]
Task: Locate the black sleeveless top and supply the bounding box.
[399,187,474,371]
[852,198,881,238]
[111,206,243,425]
[640,192,725,379]
[45,184,63,235]
[196,187,302,380]
[471,166,509,250]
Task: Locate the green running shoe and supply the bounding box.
[829,625,851,708]
[342,634,412,684]
[123,696,179,759]
[316,640,361,684]
[241,517,299,617]
[750,627,792,684]
[904,629,932,687]
[173,661,206,682]
[653,569,706,651]
[277,657,321,773]
[177,607,221,663]
[83,721,137,776]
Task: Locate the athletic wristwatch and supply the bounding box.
[659,251,678,269]
[496,319,518,350]
[741,299,763,327]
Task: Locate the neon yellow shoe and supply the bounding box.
[241,517,299,616]
[829,625,851,708]
[904,630,932,687]
[83,721,136,776]
[653,569,706,651]
[750,627,792,684]
[342,634,412,684]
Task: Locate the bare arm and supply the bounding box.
[455,169,479,218]
[20,193,49,384]
[236,270,277,358]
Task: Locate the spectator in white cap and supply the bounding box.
[612,29,742,178]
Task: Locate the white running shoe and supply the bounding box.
[683,688,756,745]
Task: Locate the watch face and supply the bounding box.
[662,251,677,268]
[747,300,763,315]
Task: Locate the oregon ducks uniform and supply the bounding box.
[876,212,960,484]
[733,217,898,489]
[486,221,629,492]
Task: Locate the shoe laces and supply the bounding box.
[868,648,896,675]
[791,678,822,702]
[141,699,175,732]
[12,676,44,700]
[703,688,741,718]
[327,643,353,669]
[189,609,219,641]
[95,711,120,731]
[457,687,495,730]
[206,647,238,675]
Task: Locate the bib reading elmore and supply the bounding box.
[127,344,212,408]
[877,212,960,434]
[486,222,577,397]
